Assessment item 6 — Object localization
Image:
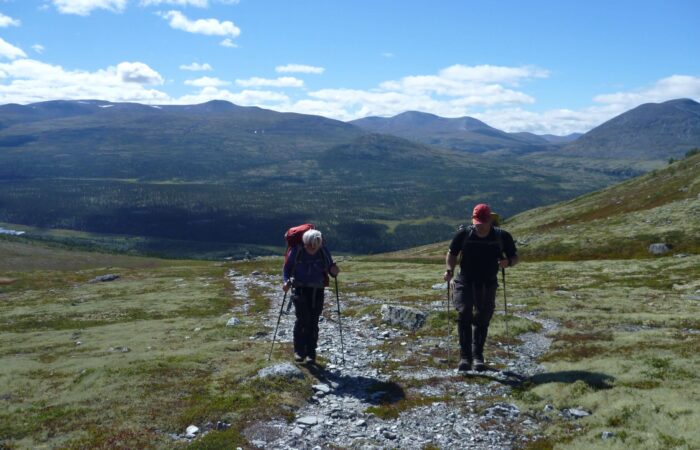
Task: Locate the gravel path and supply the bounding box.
[229,270,557,449]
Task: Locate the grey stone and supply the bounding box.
[291,426,304,436]
[185,425,199,438]
[601,431,615,439]
[648,243,672,255]
[312,384,331,394]
[296,416,319,426]
[380,304,427,330]
[432,282,448,290]
[257,363,304,380]
[226,317,241,327]
[90,273,120,283]
[565,408,590,418]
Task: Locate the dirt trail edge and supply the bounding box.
[230,270,557,449]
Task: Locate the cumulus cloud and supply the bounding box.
[185,76,229,87]
[32,44,45,54]
[51,0,127,16]
[275,64,325,74]
[180,62,213,71]
[0,38,26,60]
[0,12,20,27]
[235,76,303,88]
[0,59,169,104]
[593,75,700,110]
[220,38,237,48]
[160,10,240,37]
[116,61,164,84]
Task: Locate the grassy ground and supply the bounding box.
[0,241,309,449]
[1,228,698,448]
[333,254,699,450]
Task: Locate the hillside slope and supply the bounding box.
[385,152,700,261]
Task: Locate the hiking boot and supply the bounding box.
[305,350,316,364]
[473,356,485,372]
[457,359,472,372]
[294,353,304,362]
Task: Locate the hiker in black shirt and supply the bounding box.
[444,203,519,372]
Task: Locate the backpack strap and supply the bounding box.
[462,225,504,256]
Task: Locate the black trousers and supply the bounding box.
[292,286,325,358]
[452,279,497,360]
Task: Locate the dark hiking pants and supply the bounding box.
[452,279,497,361]
[292,286,325,358]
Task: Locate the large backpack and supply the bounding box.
[284,223,315,266]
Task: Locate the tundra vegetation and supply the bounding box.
[0,153,698,449]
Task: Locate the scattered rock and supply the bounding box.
[185,425,199,438]
[226,317,241,327]
[601,431,615,440]
[312,384,331,394]
[432,282,447,290]
[563,408,591,419]
[648,243,672,255]
[296,416,320,426]
[257,363,304,380]
[380,304,427,330]
[89,274,120,283]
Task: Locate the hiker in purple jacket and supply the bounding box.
[283,229,339,363]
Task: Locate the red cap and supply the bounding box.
[472,203,492,225]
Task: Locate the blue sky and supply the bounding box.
[0,0,698,134]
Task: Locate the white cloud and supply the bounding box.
[32,44,45,54]
[185,76,229,87]
[160,10,240,37]
[51,0,128,16]
[116,61,164,84]
[381,52,395,58]
[593,75,700,110]
[0,59,169,104]
[235,76,303,88]
[275,64,324,74]
[141,0,208,7]
[473,76,700,134]
[220,38,237,48]
[0,12,20,27]
[0,38,26,60]
[180,62,212,71]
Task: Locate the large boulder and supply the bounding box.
[380,304,427,330]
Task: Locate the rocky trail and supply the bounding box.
[228,270,558,449]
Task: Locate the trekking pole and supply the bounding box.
[502,267,510,359]
[268,287,289,361]
[446,280,451,365]
[334,277,346,366]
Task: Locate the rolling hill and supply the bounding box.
[384,151,700,261]
[0,100,624,256]
[350,110,556,155]
[560,98,700,161]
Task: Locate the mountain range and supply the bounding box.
[0,98,698,256]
